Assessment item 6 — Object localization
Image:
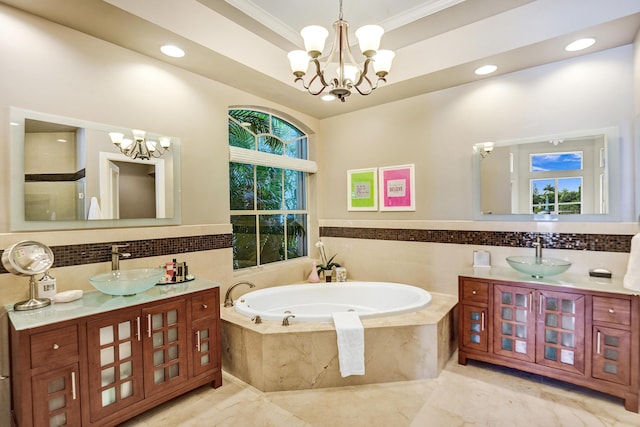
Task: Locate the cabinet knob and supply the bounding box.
[53,344,59,350]
[608,308,615,314]
[202,304,208,309]
[472,290,477,295]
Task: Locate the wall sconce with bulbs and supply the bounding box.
[108,130,171,160]
[474,142,495,158]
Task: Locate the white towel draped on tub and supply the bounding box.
[624,233,640,291]
[88,196,102,220]
[332,311,365,377]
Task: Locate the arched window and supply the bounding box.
[228,108,316,269]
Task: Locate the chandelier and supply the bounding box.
[287,0,395,102]
[108,130,171,160]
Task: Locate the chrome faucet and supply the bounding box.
[282,314,295,326]
[224,281,255,307]
[111,245,131,270]
[533,236,543,261]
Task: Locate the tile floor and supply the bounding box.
[122,353,640,427]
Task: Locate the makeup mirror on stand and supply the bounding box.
[1,240,55,311]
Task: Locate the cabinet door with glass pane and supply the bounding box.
[86,309,144,422]
[32,364,81,427]
[142,299,188,397]
[592,325,631,385]
[461,304,489,352]
[493,285,536,362]
[536,290,585,374]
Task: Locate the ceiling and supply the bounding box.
[2,0,640,119]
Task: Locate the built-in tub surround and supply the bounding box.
[221,292,457,391]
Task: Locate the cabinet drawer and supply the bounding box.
[191,291,218,321]
[593,296,631,326]
[30,325,79,369]
[461,280,489,303]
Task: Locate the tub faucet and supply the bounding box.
[282,314,295,326]
[111,245,131,270]
[533,236,543,262]
[224,281,255,307]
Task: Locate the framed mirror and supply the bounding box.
[9,108,181,231]
[473,127,620,222]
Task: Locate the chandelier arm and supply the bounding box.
[294,58,330,95]
[353,75,374,96]
[353,58,373,88]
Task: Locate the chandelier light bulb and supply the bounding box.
[108,132,124,146]
[288,50,310,76]
[159,136,171,148]
[373,50,395,76]
[301,25,329,58]
[355,25,384,57]
[120,138,133,151]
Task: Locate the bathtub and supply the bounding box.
[233,281,432,322]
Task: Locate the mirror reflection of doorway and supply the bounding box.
[108,161,120,219]
[99,152,166,220]
[113,161,156,219]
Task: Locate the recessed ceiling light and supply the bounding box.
[56,139,68,143]
[475,65,497,75]
[565,38,595,52]
[321,94,336,102]
[160,45,185,58]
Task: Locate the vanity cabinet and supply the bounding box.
[459,275,640,412]
[9,285,222,427]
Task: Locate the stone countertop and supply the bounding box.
[460,266,639,296]
[7,277,221,331]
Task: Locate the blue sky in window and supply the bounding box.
[531,152,582,172]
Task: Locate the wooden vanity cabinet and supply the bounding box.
[9,287,222,427]
[458,276,640,412]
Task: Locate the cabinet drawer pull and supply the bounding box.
[52,343,59,350]
[471,290,477,295]
[608,308,615,314]
[202,304,208,309]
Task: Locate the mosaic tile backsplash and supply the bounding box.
[0,234,232,274]
[320,227,633,253]
[0,228,632,275]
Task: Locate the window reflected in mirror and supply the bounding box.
[477,129,615,218]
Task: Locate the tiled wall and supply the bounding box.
[1,228,632,275]
[0,234,232,274]
[320,227,632,253]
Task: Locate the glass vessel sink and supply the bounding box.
[89,268,165,296]
[506,256,571,278]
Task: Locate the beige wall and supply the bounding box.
[318,45,635,222]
